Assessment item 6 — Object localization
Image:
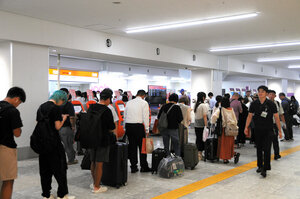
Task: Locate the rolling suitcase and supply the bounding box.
[183,143,198,169]
[151,148,167,174]
[101,142,128,188]
[204,132,219,162]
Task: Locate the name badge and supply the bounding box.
[261,111,267,118]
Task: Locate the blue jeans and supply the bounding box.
[161,129,180,156]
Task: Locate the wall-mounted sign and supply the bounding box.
[49,68,99,83]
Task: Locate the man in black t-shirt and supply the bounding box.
[89,88,115,194]
[245,86,282,178]
[59,88,77,165]
[0,87,26,199]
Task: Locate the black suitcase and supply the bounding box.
[204,136,219,162]
[151,148,167,174]
[183,143,198,169]
[101,142,128,188]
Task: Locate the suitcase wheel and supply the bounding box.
[116,185,120,189]
[191,166,195,170]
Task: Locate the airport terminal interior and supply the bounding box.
[1,0,300,199]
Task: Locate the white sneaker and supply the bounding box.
[57,195,76,199]
[92,186,108,194]
[43,195,54,199]
[90,183,94,190]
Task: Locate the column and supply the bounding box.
[0,42,49,160]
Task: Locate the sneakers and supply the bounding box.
[57,195,76,199]
[43,195,54,199]
[274,155,281,160]
[256,167,262,173]
[140,167,151,173]
[67,159,78,165]
[261,170,267,178]
[93,186,108,194]
[90,183,94,190]
[234,153,240,164]
[131,167,139,173]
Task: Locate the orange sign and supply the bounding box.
[49,69,98,78]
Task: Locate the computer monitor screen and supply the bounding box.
[148,85,167,105]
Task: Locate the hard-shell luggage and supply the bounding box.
[183,143,198,169]
[204,133,219,162]
[101,142,128,188]
[151,148,167,174]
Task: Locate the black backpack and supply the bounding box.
[79,106,106,149]
[30,107,59,154]
[289,101,298,115]
[214,107,222,136]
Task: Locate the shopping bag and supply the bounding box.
[152,119,159,134]
[202,127,209,142]
[141,137,154,154]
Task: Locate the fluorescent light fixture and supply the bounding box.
[153,76,168,80]
[126,12,258,33]
[257,57,300,62]
[288,65,300,69]
[210,41,300,52]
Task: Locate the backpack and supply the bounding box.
[289,101,297,115]
[30,107,59,154]
[157,104,175,133]
[79,106,106,149]
[214,107,222,136]
[223,108,239,137]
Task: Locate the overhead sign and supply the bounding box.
[49,68,99,83]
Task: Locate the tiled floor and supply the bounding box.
[9,127,300,199]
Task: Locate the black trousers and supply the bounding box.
[255,129,272,171]
[195,127,205,151]
[39,147,68,198]
[272,124,280,156]
[125,123,149,169]
[237,121,246,144]
[283,115,293,139]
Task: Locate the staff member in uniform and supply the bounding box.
[124,90,151,173]
[245,86,282,178]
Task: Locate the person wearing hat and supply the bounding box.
[245,85,282,178]
[88,88,115,194]
[179,89,190,106]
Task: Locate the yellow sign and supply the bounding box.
[49,69,98,78]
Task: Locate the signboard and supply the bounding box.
[49,69,99,83]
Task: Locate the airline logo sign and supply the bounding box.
[49,68,99,83]
[49,69,98,78]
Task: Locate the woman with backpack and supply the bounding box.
[194,92,209,160]
[158,93,183,156]
[36,90,75,199]
[211,97,240,164]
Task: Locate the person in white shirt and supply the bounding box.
[208,92,216,112]
[245,91,253,103]
[124,90,151,173]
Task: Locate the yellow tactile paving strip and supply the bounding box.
[152,145,300,199]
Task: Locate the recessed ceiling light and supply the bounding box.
[51,49,57,52]
[112,2,121,4]
[288,65,300,69]
[125,12,258,33]
[210,41,300,52]
[257,57,300,62]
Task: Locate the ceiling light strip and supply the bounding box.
[288,65,300,69]
[210,41,300,52]
[126,13,258,34]
[257,57,300,62]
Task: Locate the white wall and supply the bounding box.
[0,42,12,99]
[191,69,212,102]
[11,42,49,148]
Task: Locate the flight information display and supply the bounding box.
[148,85,167,105]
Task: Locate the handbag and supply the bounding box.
[214,107,222,136]
[202,127,209,142]
[152,119,159,134]
[141,136,154,154]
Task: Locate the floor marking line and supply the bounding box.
[152,145,300,199]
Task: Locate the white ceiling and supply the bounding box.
[1,0,300,68]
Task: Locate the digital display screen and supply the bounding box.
[148,85,167,105]
[118,104,125,111]
[74,105,82,113]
